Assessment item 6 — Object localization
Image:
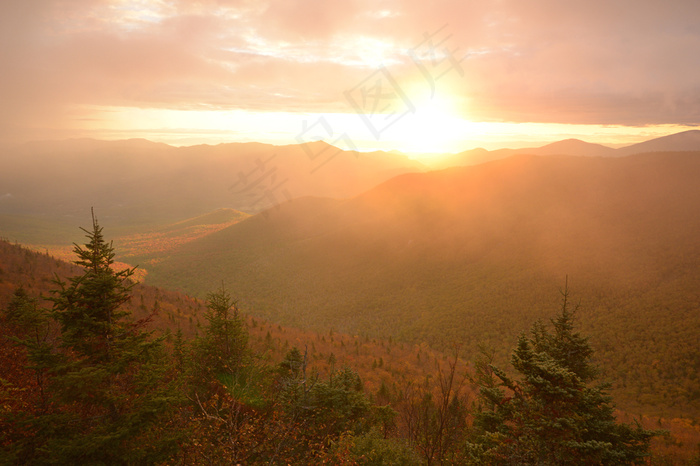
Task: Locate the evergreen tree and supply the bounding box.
[180,286,280,464]
[190,283,249,398]
[470,286,658,465]
[36,211,182,464]
[51,213,135,364]
[279,346,304,379]
[173,326,187,373]
[275,361,374,459]
[3,286,55,412]
[1,287,57,463]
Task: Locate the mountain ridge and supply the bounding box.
[427,129,700,168]
[617,129,700,156]
[3,129,700,245]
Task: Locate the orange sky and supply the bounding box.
[1,0,699,152]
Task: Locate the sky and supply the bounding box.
[1,0,699,153]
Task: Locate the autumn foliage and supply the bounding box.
[1,220,698,464]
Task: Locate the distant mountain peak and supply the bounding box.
[536,138,615,156]
[550,138,586,143]
[291,139,336,149]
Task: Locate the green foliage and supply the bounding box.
[50,213,136,363]
[0,287,56,463]
[278,345,305,381]
[3,213,182,464]
[4,286,45,330]
[3,286,56,411]
[325,428,423,465]
[470,286,659,465]
[315,367,372,433]
[280,355,372,436]
[189,283,249,398]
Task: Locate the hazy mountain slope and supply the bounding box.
[429,138,616,168]
[0,238,479,425]
[617,129,700,156]
[143,151,700,417]
[0,138,425,242]
[2,236,699,462]
[148,151,700,313]
[112,208,251,263]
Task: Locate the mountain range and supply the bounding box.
[3,130,700,245]
[429,129,700,168]
[0,137,424,241]
[2,130,700,418]
[135,149,700,417]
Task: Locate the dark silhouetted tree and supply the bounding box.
[470,285,658,465]
[31,211,182,464]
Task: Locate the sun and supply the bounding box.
[389,87,471,154]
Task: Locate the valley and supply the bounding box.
[133,150,700,420]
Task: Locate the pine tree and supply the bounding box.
[470,285,658,465]
[190,283,249,397]
[3,286,55,412]
[279,346,305,380]
[37,211,182,464]
[51,212,135,364]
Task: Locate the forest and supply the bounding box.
[131,151,700,422]
[2,216,699,464]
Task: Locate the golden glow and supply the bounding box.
[3,1,697,151]
[71,105,318,146]
[66,104,697,155]
[393,91,468,154]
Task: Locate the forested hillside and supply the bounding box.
[2,225,698,463]
[136,152,700,419]
[0,238,451,398]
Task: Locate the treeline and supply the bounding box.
[0,220,678,464]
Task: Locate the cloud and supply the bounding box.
[455,0,700,124]
[257,0,366,40]
[1,0,700,143]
